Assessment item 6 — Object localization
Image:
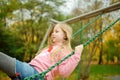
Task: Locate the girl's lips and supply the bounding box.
[52,36,55,38]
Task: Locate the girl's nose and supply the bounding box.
[52,32,55,35]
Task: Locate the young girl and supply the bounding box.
[0,23,83,80]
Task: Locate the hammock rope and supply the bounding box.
[24,17,120,80]
[72,14,102,38]
[73,15,102,80]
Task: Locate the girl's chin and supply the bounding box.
[52,40,58,44]
[52,39,57,43]
[52,40,56,43]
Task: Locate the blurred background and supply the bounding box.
[0,0,120,80]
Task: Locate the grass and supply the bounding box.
[65,64,120,80]
[90,64,120,75]
[89,64,120,80]
[0,64,120,80]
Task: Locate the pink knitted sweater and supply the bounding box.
[29,46,82,80]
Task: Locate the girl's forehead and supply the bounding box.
[54,25,61,30]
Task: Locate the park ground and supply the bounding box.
[0,64,120,80]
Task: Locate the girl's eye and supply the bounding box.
[55,30,59,33]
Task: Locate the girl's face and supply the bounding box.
[51,24,66,45]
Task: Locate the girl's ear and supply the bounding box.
[64,34,67,40]
[64,37,67,40]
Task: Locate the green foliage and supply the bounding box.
[0,26,25,60]
[103,21,120,62]
[0,0,65,61]
[104,39,120,62]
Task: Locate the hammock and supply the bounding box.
[24,17,120,80]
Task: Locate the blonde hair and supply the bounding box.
[48,23,73,61]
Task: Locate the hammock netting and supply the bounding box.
[24,17,120,80]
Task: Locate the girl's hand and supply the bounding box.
[75,44,83,54]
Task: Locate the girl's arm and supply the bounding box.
[58,44,83,77]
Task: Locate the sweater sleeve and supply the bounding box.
[58,48,83,77]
